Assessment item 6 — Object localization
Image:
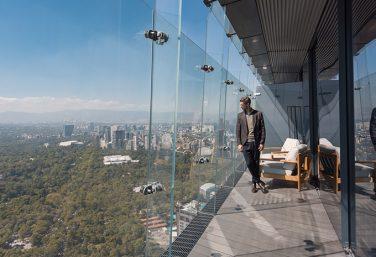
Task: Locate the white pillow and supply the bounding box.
[319,138,336,153]
[281,138,300,152]
[283,144,308,171]
[319,138,333,146]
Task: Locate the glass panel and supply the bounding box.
[145,11,179,256]
[0,1,152,256]
[174,33,206,235]
[315,0,342,244]
[353,10,376,256]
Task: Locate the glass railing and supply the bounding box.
[0,1,255,257]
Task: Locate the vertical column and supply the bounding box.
[168,0,183,255]
[308,47,319,181]
[338,0,356,250]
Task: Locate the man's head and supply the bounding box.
[240,96,251,110]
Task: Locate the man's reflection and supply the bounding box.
[371,107,376,151]
[370,107,376,200]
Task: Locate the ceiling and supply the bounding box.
[218,0,376,84]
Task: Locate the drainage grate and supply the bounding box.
[160,171,243,257]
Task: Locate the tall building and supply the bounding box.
[88,122,95,132]
[177,200,199,235]
[161,133,172,150]
[113,129,126,149]
[144,135,149,150]
[132,135,138,151]
[63,124,74,138]
[104,126,111,142]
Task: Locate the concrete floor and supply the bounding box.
[188,172,347,257]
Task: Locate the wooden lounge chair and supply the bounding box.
[318,138,376,193]
[261,138,301,161]
[260,144,310,191]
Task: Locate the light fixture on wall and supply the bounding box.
[144,30,169,45]
[224,80,234,85]
[201,65,214,73]
[203,0,217,7]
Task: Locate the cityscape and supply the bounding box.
[0,118,236,256]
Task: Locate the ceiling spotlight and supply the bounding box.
[252,38,258,43]
[262,66,268,70]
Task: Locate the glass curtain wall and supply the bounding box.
[0,1,153,256]
[353,6,376,257]
[0,1,255,257]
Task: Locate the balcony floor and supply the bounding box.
[188,172,346,257]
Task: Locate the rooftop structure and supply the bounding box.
[103,155,139,165]
[59,140,84,147]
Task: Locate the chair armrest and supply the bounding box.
[263,147,281,151]
[356,160,376,164]
[280,160,298,164]
[271,151,289,154]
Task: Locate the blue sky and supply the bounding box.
[0,0,257,114]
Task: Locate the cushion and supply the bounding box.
[261,161,293,176]
[260,153,272,160]
[335,147,340,160]
[355,163,373,178]
[281,138,300,152]
[319,138,336,154]
[283,144,308,171]
[319,138,334,147]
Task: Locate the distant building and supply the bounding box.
[200,183,216,200]
[125,140,132,151]
[161,133,172,150]
[104,126,111,142]
[59,140,84,147]
[88,122,95,132]
[151,135,157,150]
[103,155,139,165]
[140,216,167,230]
[132,135,138,151]
[63,124,74,137]
[99,139,108,149]
[111,125,125,149]
[199,146,213,157]
[178,200,199,234]
[202,124,214,133]
[144,135,149,150]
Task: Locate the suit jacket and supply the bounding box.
[370,107,376,147]
[236,109,266,146]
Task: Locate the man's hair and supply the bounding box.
[240,96,251,105]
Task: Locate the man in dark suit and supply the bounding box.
[236,96,266,193]
[370,107,376,151]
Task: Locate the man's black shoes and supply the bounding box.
[252,183,258,193]
[257,180,268,194]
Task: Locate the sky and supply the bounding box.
[1,0,372,116]
[0,0,257,115]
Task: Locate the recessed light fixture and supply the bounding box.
[252,38,258,43]
[262,66,268,70]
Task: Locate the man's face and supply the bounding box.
[240,101,248,110]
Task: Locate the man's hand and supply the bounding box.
[237,144,243,152]
[258,144,264,152]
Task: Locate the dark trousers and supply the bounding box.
[242,141,261,183]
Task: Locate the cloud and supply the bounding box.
[0,96,147,113]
